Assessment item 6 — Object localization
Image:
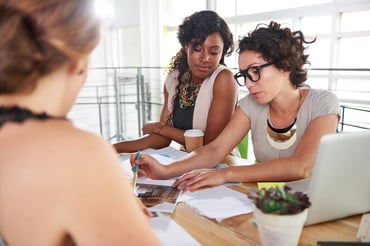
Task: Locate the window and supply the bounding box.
[341,10,370,32]
[338,37,370,68]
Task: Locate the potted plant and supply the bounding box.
[248,185,311,246]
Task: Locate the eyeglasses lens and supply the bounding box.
[234,67,260,86]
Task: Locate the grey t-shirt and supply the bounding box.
[239,88,340,162]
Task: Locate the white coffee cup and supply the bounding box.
[184,129,204,153]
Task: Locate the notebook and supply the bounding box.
[286,131,370,226]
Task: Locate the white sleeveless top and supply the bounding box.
[165,64,228,132]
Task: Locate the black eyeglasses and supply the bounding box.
[234,62,273,86]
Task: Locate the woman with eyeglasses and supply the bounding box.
[113,10,237,154]
[129,21,340,190]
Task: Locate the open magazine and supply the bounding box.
[136,182,181,213]
[120,147,186,213]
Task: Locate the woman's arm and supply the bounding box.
[227,114,339,181]
[160,107,250,178]
[113,134,171,153]
[174,113,339,191]
[113,85,174,153]
[203,69,238,144]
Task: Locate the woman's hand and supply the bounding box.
[136,197,153,218]
[129,152,170,179]
[142,122,164,135]
[173,168,228,191]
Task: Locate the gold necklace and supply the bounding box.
[266,88,303,149]
[178,73,202,109]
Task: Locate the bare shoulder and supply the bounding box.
[8,119,122,179]
[215,68,234,81]
[38,120,114,155]
[213,68,238,96]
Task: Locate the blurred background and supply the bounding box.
[68,0,370,155]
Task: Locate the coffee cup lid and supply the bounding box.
[184,129,204,137]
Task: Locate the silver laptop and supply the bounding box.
[286,131,370,226]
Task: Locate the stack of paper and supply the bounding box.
[179,185,254,222]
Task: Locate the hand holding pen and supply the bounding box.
[129,151,171,180]
[131,150,140,193]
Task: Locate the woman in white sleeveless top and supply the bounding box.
[114,10,238,153]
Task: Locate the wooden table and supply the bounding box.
[166,155,362,245]
[168,182,361,246]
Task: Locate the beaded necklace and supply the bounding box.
[178,73,202,109]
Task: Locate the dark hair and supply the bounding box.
[0,0,100,94]
[237,21,315,88]
[167,10,234,83]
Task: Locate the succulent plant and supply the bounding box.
[248,185,311,215]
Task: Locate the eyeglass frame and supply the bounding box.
[233,62,274,86]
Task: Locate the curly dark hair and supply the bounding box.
[237,21,316,88]
[167,10,234,85]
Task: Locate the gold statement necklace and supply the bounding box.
[178,73,202,109]
[266,88,303,150]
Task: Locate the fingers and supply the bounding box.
[136,198,153,218]
[131,154,167,179]
[173,170,199,187]
[129,152,148,176]
[142,206,153,218]
[174,170,209,191]
[129,152,139,168]
[179,175,209,191]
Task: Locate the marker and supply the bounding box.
[131,150,140,192]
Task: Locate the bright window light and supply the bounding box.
[94,0,114,20]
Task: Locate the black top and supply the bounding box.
[0,106,65,128]
[172,86,198,130]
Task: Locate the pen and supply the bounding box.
[131,150,140,192]
[252,219,258,227]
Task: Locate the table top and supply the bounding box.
[166,155,362,246]
[168,182,361,246]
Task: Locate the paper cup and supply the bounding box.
[184,129,204,153]
[253,206,308,246]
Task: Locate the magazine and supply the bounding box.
[136,182,181,213]
[120,149,184,213]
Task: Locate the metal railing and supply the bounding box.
[68,66,370,143]
[339,105,370,131]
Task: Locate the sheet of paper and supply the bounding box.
[151,216,201,246]
[152,146,189,160]
[119,146,188,162]
[179,185,254,222]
